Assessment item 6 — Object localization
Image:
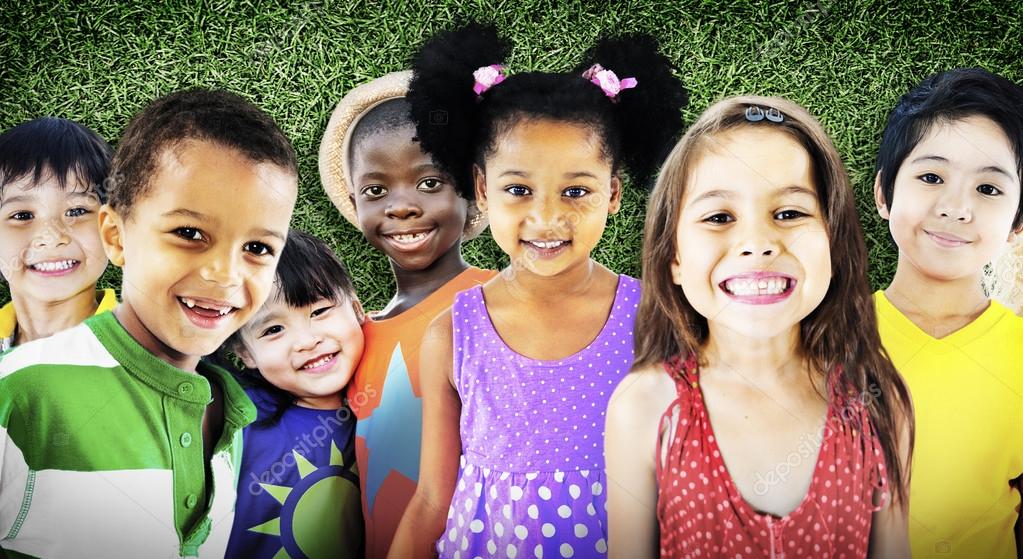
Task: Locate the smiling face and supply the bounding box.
[349,124,468,271]
[672,127,831,340]
[878,115,1022,283]
[99,140,297,366]
[237,295,364,409]
[0,171,108,306]
[475,119,621,277]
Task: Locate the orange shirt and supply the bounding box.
[349,267,495,558]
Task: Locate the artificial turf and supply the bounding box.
[2,0,1021,309]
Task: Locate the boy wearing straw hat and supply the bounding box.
[320,71,494,559]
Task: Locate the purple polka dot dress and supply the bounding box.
[436,275,640,559]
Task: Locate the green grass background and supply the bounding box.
[2,0,1021,310]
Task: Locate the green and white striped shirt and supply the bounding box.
[0,311,256,558]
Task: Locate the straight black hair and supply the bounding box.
[0,117,112,199]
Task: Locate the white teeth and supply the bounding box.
[528,240,566,249]
[301,354,334,370]
[180,297,233,314]
[725,277,789,296]
[390,232,429,243]
[32,260,77,272]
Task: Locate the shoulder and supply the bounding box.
[608,361,677,426]
[423,308,455,350]
[1,322,114,382]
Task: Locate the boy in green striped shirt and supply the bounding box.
[0,89,299,558]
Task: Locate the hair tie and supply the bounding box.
[473,64,507,96]
[582,63,638,101]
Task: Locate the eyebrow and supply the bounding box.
[0,194,35,206]
[690,185,816,204]
[910,155,1014,179]
[497,170,599,180]
[358,163,440,181]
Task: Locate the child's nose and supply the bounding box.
[384,192,423,219]
[736,221,781,258]
[292,329,320,352]
[935,187,973,222]
[30,218,71,249]
[198,247,243,287]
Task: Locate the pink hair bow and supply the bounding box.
[582,64,638,100]
[473,64,507,96]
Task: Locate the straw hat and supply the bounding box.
[318,70,487,239]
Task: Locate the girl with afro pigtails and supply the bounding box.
[389,23,687,559]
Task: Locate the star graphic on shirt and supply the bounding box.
[356,343,423,512]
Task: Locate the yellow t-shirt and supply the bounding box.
[875,291,1023,559]
[0,288,117,351]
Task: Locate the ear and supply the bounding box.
[1009,221,1023,243]
[473,164,488,214]
[98,204,126,267]
[235,343,258,370]
[670,253,684,287]
[349,193,357,210]
[608,175,623,215]
[873,172,891,220]
[351,298,367,325]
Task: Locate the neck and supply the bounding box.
[702,323,809,385]
[113,302,201,372]
[389,241,469,304]
[501,257,607,304]
[885,255,989,321]
[12,288,100,346]
[295,394,344,410]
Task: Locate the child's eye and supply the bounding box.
[175,227,204,241]
[245,241,274,257]
[312,304,335,317]
[918,173,943,184]
[65,207,90,218]
[259,325,284,337]
[505,185,531,196]
[977,184,1002,196]
[775,209,808,220]
[361,185,387,199]
[703,213,734,224]
[563,187,589,198]
[9,211,33,221]
[418,178,444,191]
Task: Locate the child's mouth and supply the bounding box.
[720,274,796,304]
[28,259,80,276]
[522,239,571,259]
[383,228,436,252]
[178,296,238,329]
[925,230,972,248]
[298,352,339,374]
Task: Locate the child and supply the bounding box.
[224,229,365,559]
[606,96,915,558]
[389,24,687,558]
[318,70,495,558]
[872,68,1023,558]
[0,89,298,558]
[0,117,115,351]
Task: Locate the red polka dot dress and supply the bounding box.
[656,356,888,559]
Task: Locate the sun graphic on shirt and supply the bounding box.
[248,441,361,559]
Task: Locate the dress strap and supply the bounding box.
[654,355,698,479]
[450,285,486,392]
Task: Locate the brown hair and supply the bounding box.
[636,95,914,504]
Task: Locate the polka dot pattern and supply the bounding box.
[656,356,890,558]
[434,276,640,558]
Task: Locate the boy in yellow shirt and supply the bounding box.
[0,117,116,351]
[873,67,1023,558]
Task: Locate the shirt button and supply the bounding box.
[178,383,193,395]
[185,494,198,508]
[180,432,192,447]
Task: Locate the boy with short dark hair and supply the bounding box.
[0,89,298,558]
[873,67,1023,559]
[0,117,115,351]
[319,72,494,558]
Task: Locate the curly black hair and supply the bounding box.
[109,88,297,216]
[407,23,688,198]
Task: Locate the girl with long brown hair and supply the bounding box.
[605,96,914,558]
